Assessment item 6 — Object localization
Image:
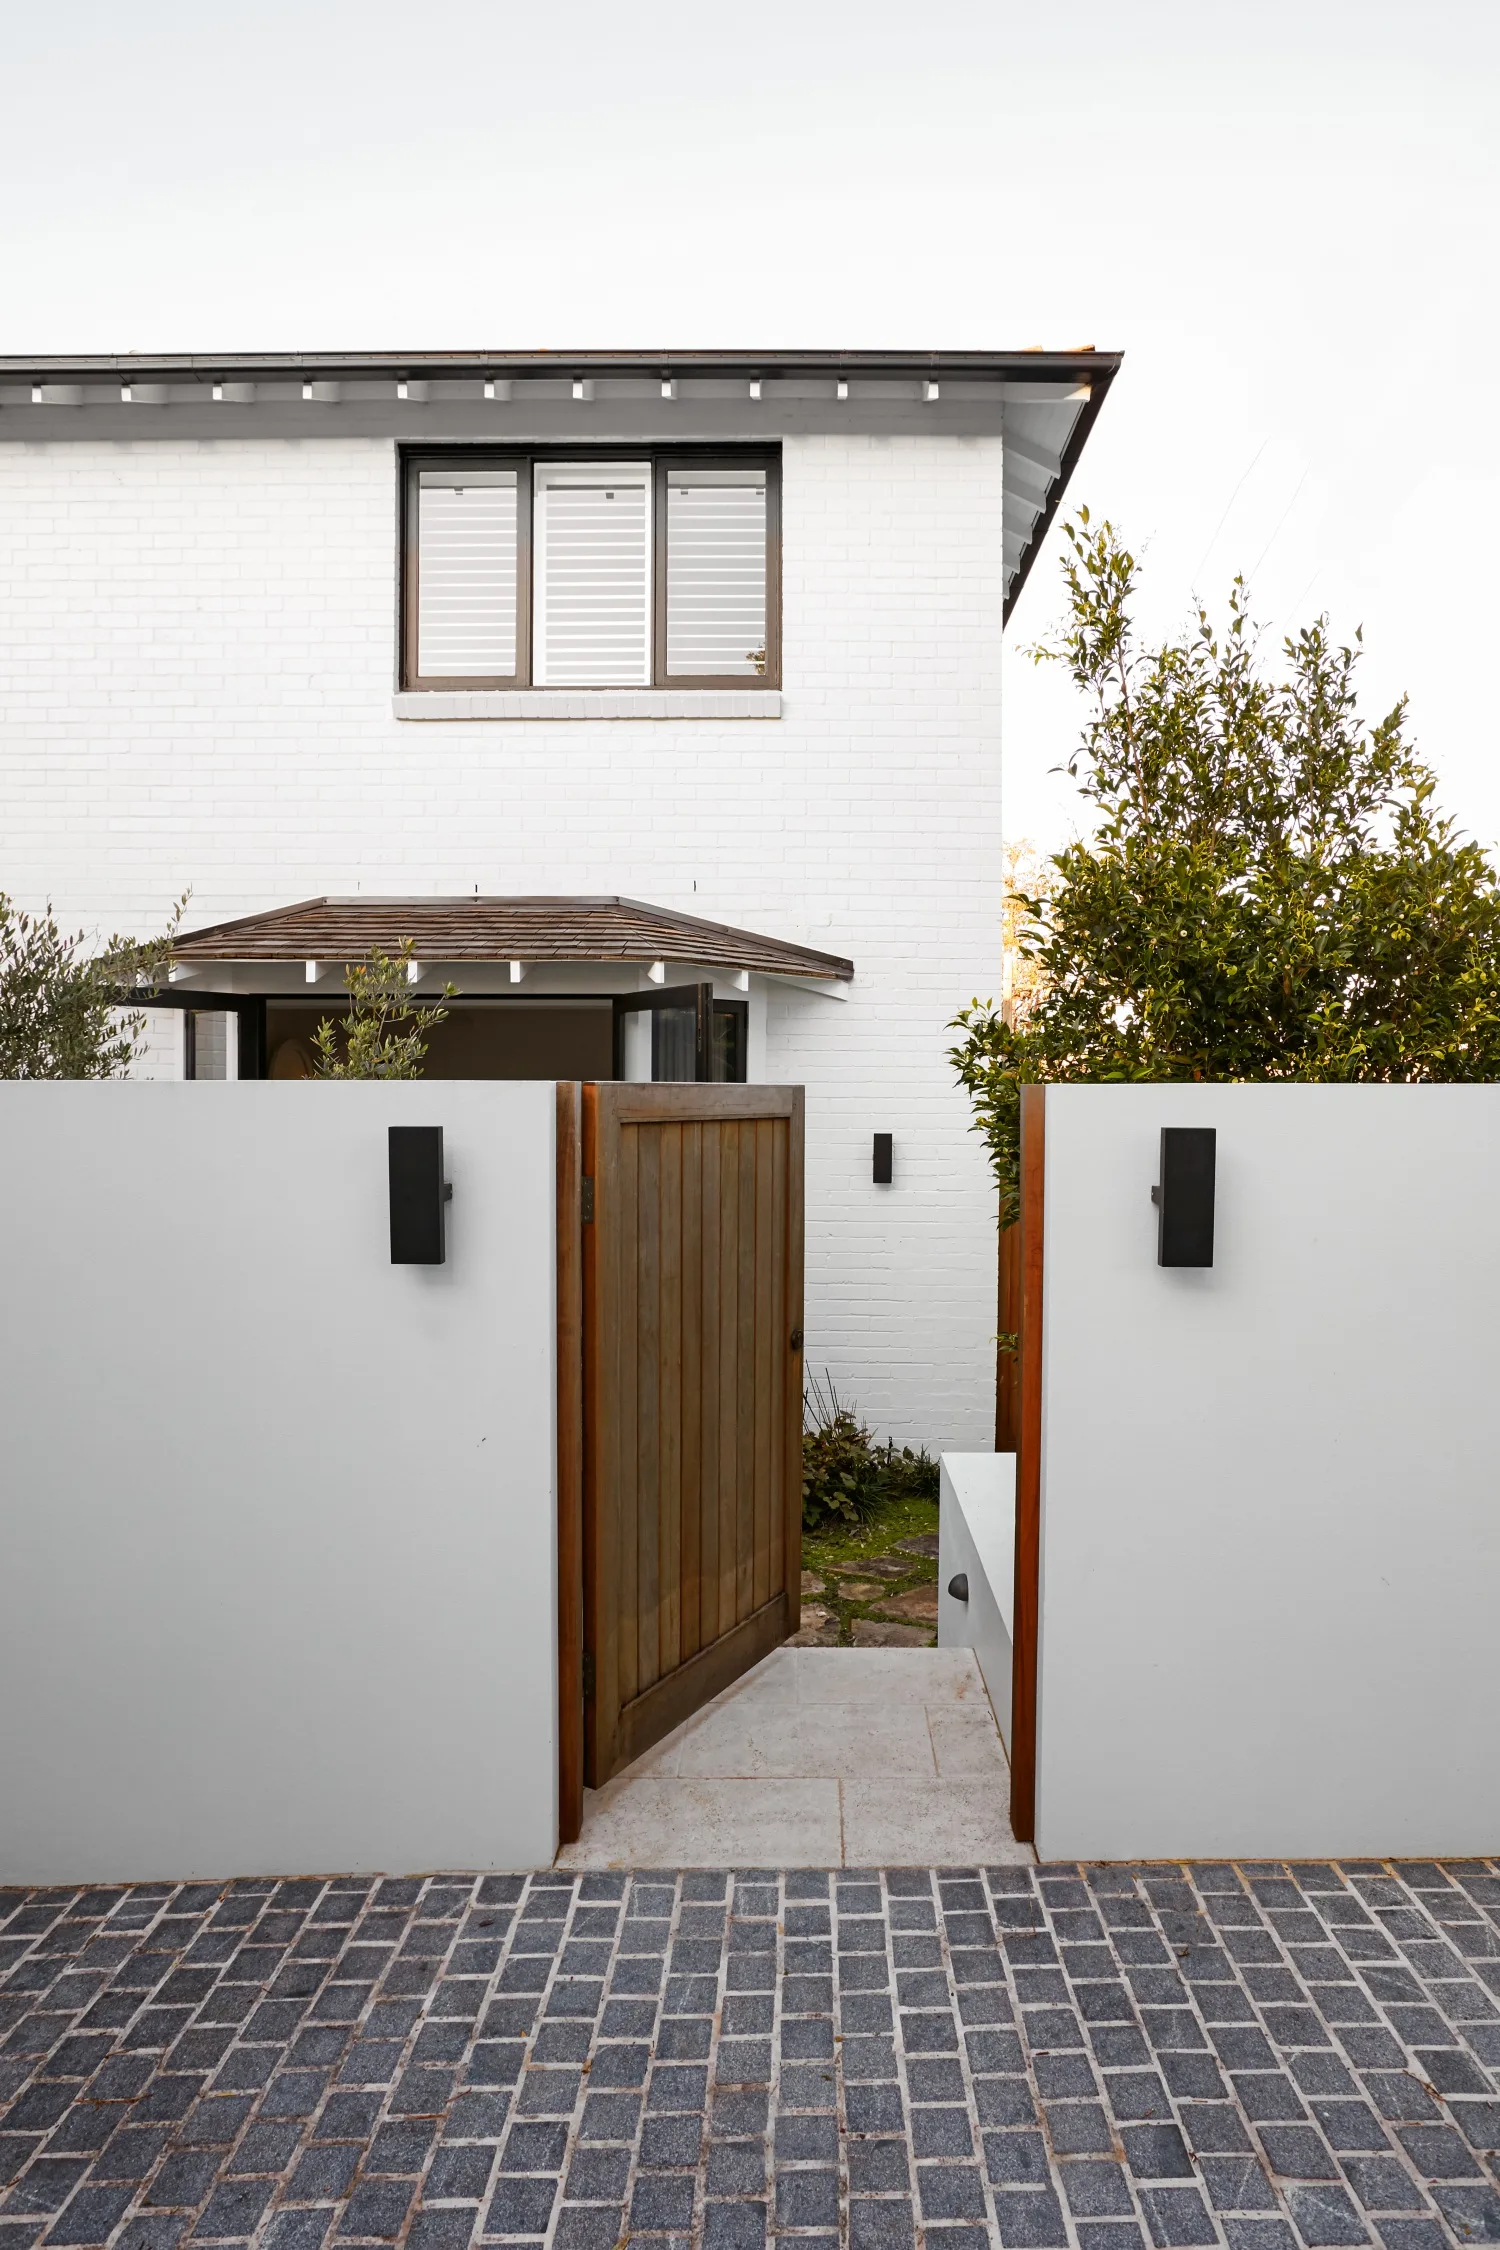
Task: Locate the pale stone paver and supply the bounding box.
[557,1648,1025,1873]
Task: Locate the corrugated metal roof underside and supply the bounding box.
[1001,393,1091,609]
[171,896,855,980]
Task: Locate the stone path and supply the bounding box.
[3,1860,1500,2250]
[556,1651,1026,1870]
[797,1537,941,1650]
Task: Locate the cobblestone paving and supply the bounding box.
[3,1862,1500,2250]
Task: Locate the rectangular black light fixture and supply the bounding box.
[1154,1127,1216,1267]
[389,1126,449,1264]
[873,1133,893,1185]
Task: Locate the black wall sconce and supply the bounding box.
[1152,1126,1216,1267]
[873,1133,893,1185]
[389,1126,451,1264]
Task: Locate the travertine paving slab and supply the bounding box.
[562,1648,1014,1868]
[793,1647,985,1704]
[551,1779,842,1870]
[670,1704,937,1783]
[709,1649,800,1708]
[926,1700,1014,1778]
[842,1778,1034,1866]
[3,1859,1500,2250]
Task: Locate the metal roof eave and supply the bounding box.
[0,345,1122,387]
[0,347,1121,622]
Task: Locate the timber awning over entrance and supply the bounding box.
[171,896,855,982]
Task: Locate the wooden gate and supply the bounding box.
[558,1082,804,1814]
[985,1088,1044,1844]
[1010,1083,1045,1845]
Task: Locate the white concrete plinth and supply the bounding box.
[938,1452,1015,1750]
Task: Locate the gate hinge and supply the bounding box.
[581,1176,595,1224]
[581,1649,596,1701]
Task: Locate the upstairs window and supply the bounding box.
[534,461,652,685]
[665,467,770,678]
[403,449,779,690]
[414,470,519,679]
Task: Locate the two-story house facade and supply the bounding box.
[0,348,1116,1448]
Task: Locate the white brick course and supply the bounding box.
[0,432,1004,1448]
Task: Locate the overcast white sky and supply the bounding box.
[3,0,1496,856]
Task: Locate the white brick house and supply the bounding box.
[0,349,1116,1448]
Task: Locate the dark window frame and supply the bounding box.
[401,452,534,691]
[611,985,750,1083]
[708,997,749,1083]
[183,1006,238,1081]
[400,446,781,693]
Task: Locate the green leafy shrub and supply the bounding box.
[802,1374,880,1531]
[801,1373,939,1530]
[951,512,1500,1222]
[872,1437,940,1504]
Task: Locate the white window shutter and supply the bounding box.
[665,468,768,677]
[533,462,651,686]
[416,470,518,678]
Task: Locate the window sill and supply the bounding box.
[393,689,782,721]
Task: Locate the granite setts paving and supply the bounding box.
[3,1862,1500,2250]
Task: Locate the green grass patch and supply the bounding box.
[802,1487,939,1575]
[800,1488,941,1646]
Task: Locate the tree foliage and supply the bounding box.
[312,941,457,1079]
[952,513,1500,1223]
[0,893,182,1079]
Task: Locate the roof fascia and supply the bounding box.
[171,894,854,981]
[0,347,1121,386]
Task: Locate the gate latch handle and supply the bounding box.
[790,1327,803,1351]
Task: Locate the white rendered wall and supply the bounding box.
[1035,1084,1500,1861]
[0,1081,558,1882]
[0,433,1002,1450]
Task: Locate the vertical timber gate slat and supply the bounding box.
[580,1083,804,1788]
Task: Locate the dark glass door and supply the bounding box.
[613,984,711,1081]
[612,985,751,1082]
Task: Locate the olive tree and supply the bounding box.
[0,893,182,1079]
[312,941,457,1079]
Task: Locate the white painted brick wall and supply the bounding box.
[126,1006,184,1081]
[0,433,1005,1449]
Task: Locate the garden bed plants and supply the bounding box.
[798,1378,941,1645]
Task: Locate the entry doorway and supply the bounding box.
[264,998,614,1081]
[261,992,749,1084]
[554,1644,1029,1869]
[614,985,749,1083]
[183,1010,238,1079]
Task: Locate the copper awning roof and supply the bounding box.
[172,896,854,981]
